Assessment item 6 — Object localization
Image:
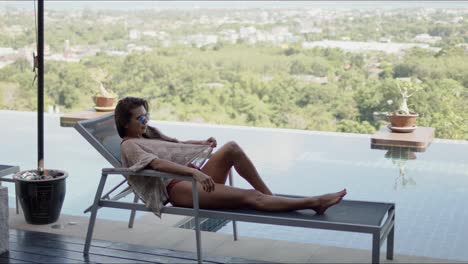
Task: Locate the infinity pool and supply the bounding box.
[1,111,467,261]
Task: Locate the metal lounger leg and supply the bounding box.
[192,180,202,264]
[15,184,19,214]
[83,179,129,214]
[386,225,395,260]
[228,169,238,241]
[128,193,139,228]
[372,232,381,264]
[84,173,108,255]
[387,212,395,260]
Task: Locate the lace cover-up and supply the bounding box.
[120,126,212,217]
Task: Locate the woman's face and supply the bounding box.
[125,105,149,137]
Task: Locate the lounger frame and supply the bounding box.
[75,114,395,264]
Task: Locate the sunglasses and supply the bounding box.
[136,113,150,125]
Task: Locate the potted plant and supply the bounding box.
[94,81,117,108]
[14,169,68,224]
[13,0,68,225]
[387,79,422,131]
[90,68,116,109]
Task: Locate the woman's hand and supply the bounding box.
[192,169,215,193]
[205,137,217,148]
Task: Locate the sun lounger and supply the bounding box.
[75,114,395,264]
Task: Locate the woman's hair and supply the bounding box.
[114,96,149,138]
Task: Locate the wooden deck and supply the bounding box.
[370,126,435,151]
[1,229,263,263]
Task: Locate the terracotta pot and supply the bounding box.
[94,96,115,107]
[387,112,418,127]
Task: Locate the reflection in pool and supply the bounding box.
[384,147,418,190]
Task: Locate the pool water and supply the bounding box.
[1,111,467,261]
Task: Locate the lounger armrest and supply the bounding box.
[101,168,194,182]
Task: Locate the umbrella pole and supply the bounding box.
[37,0,44,175]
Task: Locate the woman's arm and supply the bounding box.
[147,125,217,147]
[150,159,215,192]
[180,137,217,147]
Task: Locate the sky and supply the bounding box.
[0,1,467,11]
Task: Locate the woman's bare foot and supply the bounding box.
[313,189,347,215]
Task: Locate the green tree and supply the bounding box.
[337,120,376,134]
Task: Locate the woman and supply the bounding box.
[116,97,346,215]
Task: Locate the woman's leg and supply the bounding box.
[168,181,346,214]
[201,141,272,195]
